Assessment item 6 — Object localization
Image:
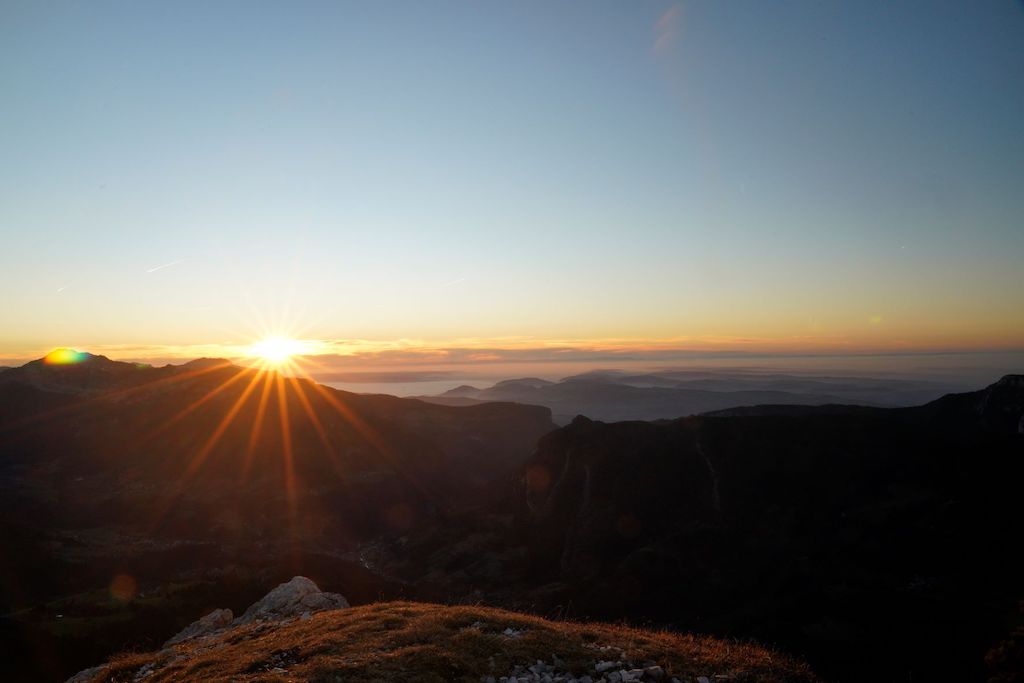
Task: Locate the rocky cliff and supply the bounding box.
[378,376,1024,682]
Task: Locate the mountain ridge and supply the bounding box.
[418,369,962,423]
[375,374,1024,681]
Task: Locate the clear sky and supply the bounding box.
[2,1,1023,367]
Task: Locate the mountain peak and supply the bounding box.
[179,357,235,369]
[492,377,553,389]
[40,348,105,366]
[441,384,481,397]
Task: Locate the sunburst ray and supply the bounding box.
[241,365,276,481]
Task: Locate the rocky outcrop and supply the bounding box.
[164,607,233,646]
[68,577,349,681]
[234,576,349,625]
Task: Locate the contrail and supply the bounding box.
[146,258,186,274]
[439,277,466,289]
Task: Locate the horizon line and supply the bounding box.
[4,340,1024,369]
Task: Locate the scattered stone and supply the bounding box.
[66,665,108,683]
[244,647,302,673]
[487,655,674,683]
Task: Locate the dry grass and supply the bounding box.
[87,601,817,682]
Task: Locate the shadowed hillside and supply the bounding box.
[72,599,816,683]
[381,376,1024,682]
[0,353,553,681]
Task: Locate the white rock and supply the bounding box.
[132,661,159,681]
[66,665,109,683]
[234,576,348,625]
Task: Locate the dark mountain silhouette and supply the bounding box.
[443,384,484,397]
[0,353,553,681]
[0,353,553,516]
[380,376,1024,682]
[418,370,959,423]
[2,354,1021,682]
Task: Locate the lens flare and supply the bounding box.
[44,348,88,365]
[109,573,137,602]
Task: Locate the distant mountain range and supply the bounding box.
[416,369,963,423]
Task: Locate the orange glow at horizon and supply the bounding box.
[17,327,1024,370]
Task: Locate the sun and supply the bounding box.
[248,336,305,366]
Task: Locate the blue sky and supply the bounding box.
[2,1,1023,359]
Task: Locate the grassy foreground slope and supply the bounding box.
[80,601,816,682]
